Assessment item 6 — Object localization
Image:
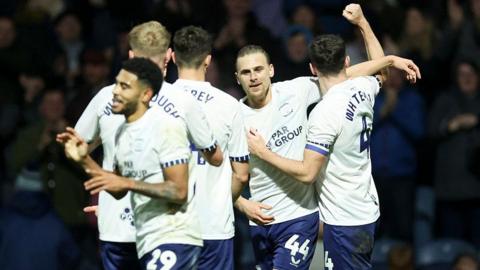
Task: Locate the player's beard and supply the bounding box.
[112,99,137,117]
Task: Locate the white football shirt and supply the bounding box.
[75,82,216,242]
[240,77,320,225]
[306,76,381,226]
[113,106,202,258]
[173,79,249,240]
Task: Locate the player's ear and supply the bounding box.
[128,50,135,59]
[309,63,317,76]
[345,55,350,68]
[142,87,153,103]
[269,63,274,78]
[204,55,212,69]
[164,48,172,67]
[171,51,177,64]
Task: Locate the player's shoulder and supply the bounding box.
[273,76,317,90]
[91,84,115,104]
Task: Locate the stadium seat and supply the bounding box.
[372,238,406,270]
[414,186,435,249]
[416,238,477,270]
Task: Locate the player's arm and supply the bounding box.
[247,129,325,184]
[231,160,250,202]
[123,163,189,204]
[229,108,250,202]
[185,98,223,166]
[56,127,103,173]
[348,55,421,84]
[200,145,223,167]
[343,4,384,61]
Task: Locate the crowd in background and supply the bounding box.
[0,0,479,269]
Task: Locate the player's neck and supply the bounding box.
[318,71,348,95]
[247,87,272,109]
[125,105,148,123]
[178,68,206,82]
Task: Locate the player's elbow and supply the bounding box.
[204,146,224,167]
[175,188,188,204]
[297,173,318,185]
[234,171,250,185]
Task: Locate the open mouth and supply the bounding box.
[112,97,123,108]
[249,83,262,88]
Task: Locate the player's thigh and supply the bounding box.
[249,224,274,270]
[100,240,141,270]
[140,243,201,270]
[198,238,233,270]
[272,212,320,270]
[323,221,377,270]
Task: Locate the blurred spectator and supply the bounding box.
[288,4,322,35]
[18,70,46,125]
[274,25,312,81]
[54,11,85,89]
[212,0,277,90]
[9,89,89,230]
[65,49,111,124]
[429,59,480,248]
[453,253,480,270]
[0,165,81,270]
[252,0,288,37]
[398,6,440,106]
[387,244,414,270]
[371,68,425,242]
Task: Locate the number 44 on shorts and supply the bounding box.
[285,234,310,265]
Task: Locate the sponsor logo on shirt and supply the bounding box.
[266,125,303,149]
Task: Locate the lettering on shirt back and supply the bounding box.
[345,90,372,121]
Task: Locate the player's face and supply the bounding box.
[112,69,145,116]
[236,52,274,104]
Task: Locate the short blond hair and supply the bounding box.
[128,21,171,57]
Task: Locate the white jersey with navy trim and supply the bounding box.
[74,82,215,242]
[113,106,202,258]
[240,77,320,225]
[174,79,249,240]
[306,76,381,226]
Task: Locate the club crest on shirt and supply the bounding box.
[279,102,294,117]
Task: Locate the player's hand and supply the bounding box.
[57,127,88,162]
[236,198,274,225]
[342,4,366,26]
[83,205,98,216]
[247,128,269,159]
[84,169,130,197]
[389,56,421,83]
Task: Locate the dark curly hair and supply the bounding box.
[122,57,163,96]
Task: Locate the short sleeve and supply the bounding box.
[157,117,191,168]
[362,76,382,97]
[228,104,249,162]
[183,95,217,151]
[74,88,107,143]
[291,77,321,107]
[305,97,344,156]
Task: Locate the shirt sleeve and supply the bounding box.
[305,97,344,156]
[228,103,250,162]
[362,76,382,97]
[183,94,217,151]
[291,76,321,107]
[74,90,103,143]
[157,117,191,168]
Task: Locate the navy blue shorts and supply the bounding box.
[100,241,141,270]
[323,221,378,270]
[250,212,319,270]
[198,238,233,270]
[140,243,201,270]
